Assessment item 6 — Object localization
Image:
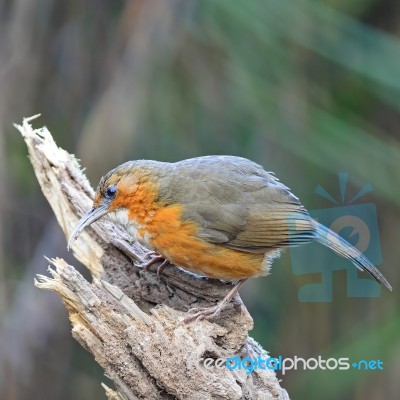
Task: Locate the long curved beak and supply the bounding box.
[68,205,109,250]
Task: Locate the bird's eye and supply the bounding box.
[105,185,117,199]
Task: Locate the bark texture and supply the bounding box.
[15,115,290,400]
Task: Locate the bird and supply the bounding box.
[68,155,391,322]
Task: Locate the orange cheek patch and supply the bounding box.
[107,179,142,212]
[126,182,159,221]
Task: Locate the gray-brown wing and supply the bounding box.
[158,158,317,252]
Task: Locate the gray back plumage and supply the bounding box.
[154,156,317,252]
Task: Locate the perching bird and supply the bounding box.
[68,156,391,322]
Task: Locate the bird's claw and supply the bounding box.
[141,255,164,270]
[140,252,170,275]
[182,303,227,324]
[144,250,159,259]
[155,259,170,276]
[181,279,247,324]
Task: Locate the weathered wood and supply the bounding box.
[15,115,290,400]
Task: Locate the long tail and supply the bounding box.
[315,221,392,291]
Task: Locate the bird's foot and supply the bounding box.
[144,250,158,259]
[140,252,171,276]
[182,279,248,324]
[182,301,232,323]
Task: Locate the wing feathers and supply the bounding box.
[163,158,316,252]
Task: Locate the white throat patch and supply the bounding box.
[109,209,152,247]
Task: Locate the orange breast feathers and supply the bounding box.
[146,204,270,279]
[108,177,269,280]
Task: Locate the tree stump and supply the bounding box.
[15,115,290,400]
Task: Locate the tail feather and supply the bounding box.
[315,222,392,291]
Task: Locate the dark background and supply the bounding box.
[0,1,399,399]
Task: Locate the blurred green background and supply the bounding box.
[0,0,399,399]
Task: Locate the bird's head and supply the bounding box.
[67,160,164,249]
